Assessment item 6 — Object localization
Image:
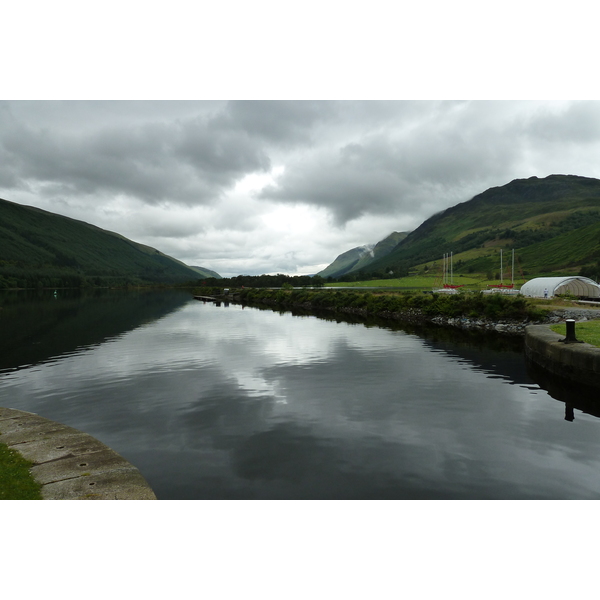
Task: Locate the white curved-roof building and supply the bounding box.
[520,276,600,299]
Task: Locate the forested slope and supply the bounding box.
[0,198,219,287]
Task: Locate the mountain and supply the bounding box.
[189,265,222,279]
[0,197,221,288]
[317,244,375,279]
[317,231,408,279]
[350,175,600,279]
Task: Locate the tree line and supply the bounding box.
[198,273,325,288]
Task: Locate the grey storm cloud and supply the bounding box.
[0,100,340,209]
[0,102,274,205]
[257,103,526,224]
[213,100,334,146]
[259,141,410,224]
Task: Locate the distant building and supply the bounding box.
[520,276,600,299]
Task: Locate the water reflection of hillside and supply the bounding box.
[0,289,190,371]
[248,302,600,421]
[258,303,529,379]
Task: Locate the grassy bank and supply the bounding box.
[0,442,42,500]
[230,288,549,322]
[323,275,475,289]
[324,274,529,291]
[549,320,600,347]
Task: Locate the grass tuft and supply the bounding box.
[0,442,43,500]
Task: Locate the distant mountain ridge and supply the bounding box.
[317,244,375,279]
[317,231,408,279]
[189,265,222,279]
[0,197,221,288]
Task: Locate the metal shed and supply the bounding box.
[520,276,600,299]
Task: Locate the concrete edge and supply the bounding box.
[524,324,600,389]
[0,407,157,500]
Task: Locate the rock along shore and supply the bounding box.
[0,407,156,500]
[234,296,600,337]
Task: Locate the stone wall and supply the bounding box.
[525,325,600,389]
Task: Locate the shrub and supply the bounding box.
[234,288,543,322]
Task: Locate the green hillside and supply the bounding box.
[189,265,222,279]
[317,244,375,279]
[0,198,220,288]
[317,231,408,279]
[354,175,600,281]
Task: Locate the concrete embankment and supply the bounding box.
[0,407,156,500]
[525,325,600,389]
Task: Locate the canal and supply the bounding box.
[1,288,599,499]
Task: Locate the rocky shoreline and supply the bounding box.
[234,296,600,337]
[414,307,600,335]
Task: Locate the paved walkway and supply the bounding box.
[0,407,156,500]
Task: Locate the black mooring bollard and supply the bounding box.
[563,319,581,343]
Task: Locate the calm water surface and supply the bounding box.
[1,289,600,499]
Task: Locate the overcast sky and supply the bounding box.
[2,100,600,277]
[3,3,600,278]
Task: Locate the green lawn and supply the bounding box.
[0,442,43,500]
[550,320,600,347]
[325,275,484,289]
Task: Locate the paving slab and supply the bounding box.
[9,432,108,464]
[31,448,135,485]
[0,418,76,445]
[0,406,35,420]
[41,467,157,500]
[0,407,156,500]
